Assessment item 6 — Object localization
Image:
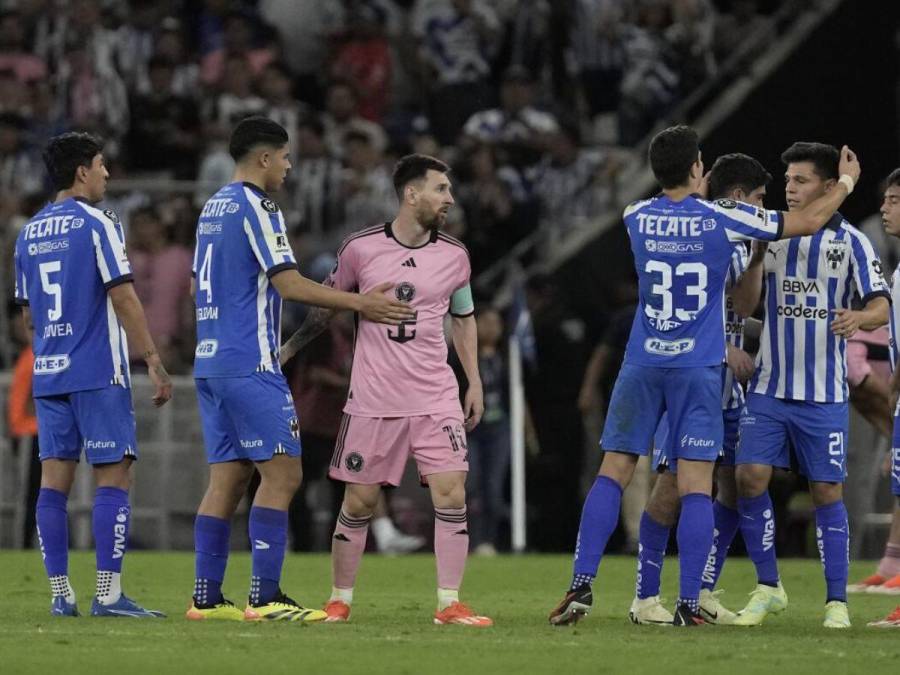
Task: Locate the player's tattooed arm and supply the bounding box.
[451,314,484,431]
[279,307,336,366]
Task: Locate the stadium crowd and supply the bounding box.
[2,0,786,553]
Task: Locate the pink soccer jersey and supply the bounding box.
[325,222,471,417]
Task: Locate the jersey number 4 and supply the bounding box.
[645,260,708,322]
[198,243,213,304]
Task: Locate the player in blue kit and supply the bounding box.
[733,143,889,629]
[548,125,861,627]
[186,116,414,622]
[629,153,770,626]
[13,132,173,617]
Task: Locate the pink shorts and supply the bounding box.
[328,412,468,486]
[846,340,891,388]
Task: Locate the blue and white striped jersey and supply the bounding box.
[13,198,133,396]
[192,182,298,378]
[722,243,750,410]
[887,263,900,371]
[623,195,782,368]
[749,213,890,403]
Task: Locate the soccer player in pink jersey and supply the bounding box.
[280,154,491,626]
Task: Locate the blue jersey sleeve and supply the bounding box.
[704,199,783,243]
[726,243,750,290]
[847,226,890,304]
[86,207,133,289]
[13,242,28,305]
[241,191,298,277]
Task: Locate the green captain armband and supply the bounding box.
[449,284,475,317]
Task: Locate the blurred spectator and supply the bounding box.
[287,116,345,239]
[467,307,511,555]
[112,0,161,91]
[571,0,626,129]
[259,0,345,108]
[200,11,276,88]
[141,17,200,98]
[202,54,266,130]
[0,9,47,83]
[493,0,551,77]
[0,67,29,115]
[0,112,44,207]
[126,56,201,178]
[259,61,309,138]
[412,0,500,145]
[713,0,768,63]
[126,206,193,372]
[665,0,716,95]
[331,2,393,124]
[462,65,559,169]
[341,128,396,236]
[322,79,388,160]
[25,80,67,148]
[6,306,40,548]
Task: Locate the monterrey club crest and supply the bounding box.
[824,241,846,271]
[395,281,416,302]
[260,198,279,213]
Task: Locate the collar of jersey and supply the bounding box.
[384,221,438,249]
[653,192,704,201]
[238,181,269,197]
[824,211,844,231]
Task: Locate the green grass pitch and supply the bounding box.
[2,552,898,674]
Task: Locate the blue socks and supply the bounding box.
[815,501,849,603]
[676,493,713,608]
[701,501,740,591]
[636,512,670,599]
[738,492,779,586]
[570,476,623,590]
[249,506,288,605]
[36,488,69,579]
[93,487,129,573]
[194,515,231,606]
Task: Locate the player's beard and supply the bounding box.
[417,205,445,232]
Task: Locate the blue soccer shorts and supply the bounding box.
[653,404,740,474]
[196,371,301,464]
[737,393,849,483]
[35,385,138,464]
[891,408,900,496]
[601,363,722,463]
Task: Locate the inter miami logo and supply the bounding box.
[260,198,279,214]
[825,242,846,271]
[395,281,416,302]
[345,452,364,473]
[289,417,300,440]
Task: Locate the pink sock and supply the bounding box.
[332,510,371,590]
[434,507,468,590]
[877,543,900,578]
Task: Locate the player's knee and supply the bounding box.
[432,482,465,509]
[598,451,637,486]
[715,467,738,508]
[342,486,379,518]
[809,481,842,507]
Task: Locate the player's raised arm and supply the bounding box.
[780,145,860,238]
[728,243,765,318]
[279,306,336,366]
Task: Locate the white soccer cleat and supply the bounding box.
[823,600,851,629]
[732,583,788,626]
[629,595,674,625]
[378,531,426,554]
[699,588,737,625]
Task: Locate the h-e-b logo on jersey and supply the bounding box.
[388,281,418,343]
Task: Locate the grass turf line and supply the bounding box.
[1,552,899,674]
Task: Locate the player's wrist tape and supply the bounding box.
[143,349,158,360]
[838,174,855,194]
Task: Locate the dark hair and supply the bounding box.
[780,142,839,180]
[229,115,289,161]
[707,153,772,200]
[885,168,900,189]
[648,125,700,189]
[392,154,449,198]
[42,132,103,191]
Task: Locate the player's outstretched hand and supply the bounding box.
[147,356,173,407]
[838,145,861,184]
[463,383,484,432]
[359,282,417,325]
[830,308,861,339]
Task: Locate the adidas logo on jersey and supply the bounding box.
[401,257,417,267]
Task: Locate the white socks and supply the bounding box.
[95,570,122,605]
[437,588,459,611]
[330,586,354,605]
[50,575,76,604]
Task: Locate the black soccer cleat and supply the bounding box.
[549,584,593,626]
[672,603,706,627]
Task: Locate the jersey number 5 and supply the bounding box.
[39,260,63,321]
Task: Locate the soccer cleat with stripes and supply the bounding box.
[434,602,493,626]
[672,603,706,627]
[847,573,887,593]
[90,595,166,618]
[50,596,79,617]
[244,592,327,622]
[629,596,673,625]
[732,583,788,626]
[699,588,737,625]
[823,600,851,629]
[867,605,900,628]
[867,573,900,595]
[186,598,244,621]
[323,600,351,622]
[548,584,592,626]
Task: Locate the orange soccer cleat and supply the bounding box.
[323,600,351,623]
[867,605,900,628]
[433,601,493,627]
[847,573,886,593]
[871,573,900,595]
